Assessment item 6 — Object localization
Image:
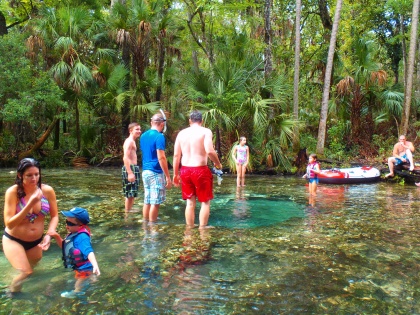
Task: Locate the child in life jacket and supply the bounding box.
[51,207,100,298]
[302,153,321,196]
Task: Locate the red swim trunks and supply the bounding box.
[74,270,92,279]
[180,166,213,202]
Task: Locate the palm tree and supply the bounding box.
[335,38,388,151]
[31,6,100,151]
[181,60,242,158]
[110,0,180,132]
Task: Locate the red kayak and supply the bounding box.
[318,166,380,184]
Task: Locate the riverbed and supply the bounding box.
[0,167,419,314]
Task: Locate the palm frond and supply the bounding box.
[201,107,236,131]
[54,36,76,52]
[378,90,404,116]
[131,101,161,116]
[107,64,129,91]
[95,48,117,61]
[50,60,71,83]
[68,61,93,93]
[265,74,293,111]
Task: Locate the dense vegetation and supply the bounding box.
[0,0,419,171]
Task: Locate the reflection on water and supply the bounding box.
[0,168,420,314]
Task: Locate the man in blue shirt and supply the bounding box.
[140,113,172,222]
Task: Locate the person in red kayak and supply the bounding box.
[302,154,321,196]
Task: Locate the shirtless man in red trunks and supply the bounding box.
[385,135,415,178]
[173,110,222,228]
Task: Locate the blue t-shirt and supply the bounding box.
[72,232,93,271]
[140,128,166,173]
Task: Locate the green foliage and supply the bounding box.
[0,31,67,158]
[2,71,67,122]
[299,134,318,154]
[0,0,418,167]
[325,120,347,161]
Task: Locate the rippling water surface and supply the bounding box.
[0,167,419,314]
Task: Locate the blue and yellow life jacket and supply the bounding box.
[62,227,90,270]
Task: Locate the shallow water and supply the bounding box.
[0,167,419,314]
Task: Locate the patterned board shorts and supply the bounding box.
[142,170,166,205]
[122,165,141,198]
[395,154,409,166]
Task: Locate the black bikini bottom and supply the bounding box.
[3,231,43,250]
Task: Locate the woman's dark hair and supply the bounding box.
[15,158,42,199]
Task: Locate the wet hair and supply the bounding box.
[189,110,202,123]
[309,153,317,160]
[16,158,42,199]
[128,122,140,132]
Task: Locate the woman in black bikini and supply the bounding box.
[2,158,59,293]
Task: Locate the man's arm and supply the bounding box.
[392,143,400,158]
[204,129,222,169]
[157,150,172,189]
[407,141,415,153]
[123,139,136,182]
[173,136,182,186]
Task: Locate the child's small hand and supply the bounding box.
[93,266,100,276]
[47,231,63,248]
[38,234,52,250]
[49,231,60,237]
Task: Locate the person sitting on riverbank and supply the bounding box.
[385,135,415,178]
[50,207,100,298]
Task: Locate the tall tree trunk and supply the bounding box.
[401,14,407,86]
[54,119,60,150]
[121,32,131,139]
[185,3,215,66]
[18,118,58,160]
[192,50,199,73]
[155,30,166,102]
[318,0,333,39]
[416,39,420,121]
[292,0,302,151]
[111,0,126,7]
[316,0,343,155]
[0,11,7,36]
[264,0,272,78]
[75,100,81,151]
[350,86,364,145]
[215,126,221,160]
[400,0,419,136]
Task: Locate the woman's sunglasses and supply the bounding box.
[66,220,79,226]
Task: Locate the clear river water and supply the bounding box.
[0,167,419,314]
